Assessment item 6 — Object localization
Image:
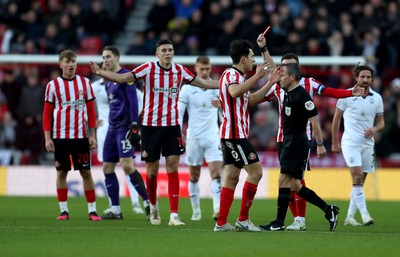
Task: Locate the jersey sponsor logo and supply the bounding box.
[152,87,179,98]
[304,101,315,111]
[62,99,85,110]
[61,99,85,107]
[285,106,291,116]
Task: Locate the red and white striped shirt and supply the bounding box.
[264,77,324,142]
[133,61,195,127]
[220,67,250,139]
[44,75,95,139]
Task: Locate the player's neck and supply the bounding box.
[159,61,172,70]
[232,64,245,74]
[110,65,121,73]
[62,73,75,80]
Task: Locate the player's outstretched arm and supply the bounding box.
[249,66,282,106]
[90,61,136,84]
[229,63,268,98]
[191,76,219,89]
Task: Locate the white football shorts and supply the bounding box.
[185,137,223,166]
[341,144,375,172]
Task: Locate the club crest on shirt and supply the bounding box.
[369,98,374,104]
[285,106,291,116]
[248,152,256,160]
[170,77,179,86]
[128,81,134,86]
[305,101,315,111]
[79,90,85,95]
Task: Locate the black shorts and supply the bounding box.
[279,134,310,179]
[140,125,184,162]
[278,140,311,171]
[53,139,91,171]
[221,139,259,169]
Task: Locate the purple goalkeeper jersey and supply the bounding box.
[106,68,139,130]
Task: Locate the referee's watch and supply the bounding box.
[316,140,324,146]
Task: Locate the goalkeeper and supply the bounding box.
[99,46,150,220]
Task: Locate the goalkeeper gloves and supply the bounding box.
[125,122,141,146]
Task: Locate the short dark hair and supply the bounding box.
[282,63,301,81]
[196,56,210,65]
[156,38,173,49]
[229,39,253,64]
[354,62,374,77]
[59,49,76,62]
[102,45,120,57]
[281,53,300,65]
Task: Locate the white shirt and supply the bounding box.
[92,79,109,125]
[178,84,219,139]
[336,88,383,147]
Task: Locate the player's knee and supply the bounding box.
[121,163,134,174]
[80,170,92,180]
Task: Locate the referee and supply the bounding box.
[259,63,339,232]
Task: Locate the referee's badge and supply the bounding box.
[285,106,291,116]
[305,101,315,111]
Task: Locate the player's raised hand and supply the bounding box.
[89,61,101,75]
[352,83,365,97]
[257,34,266,48]
[255,63,268,78]
[268,66,283,84]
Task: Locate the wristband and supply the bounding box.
[259,46,268,53]
[316,141,324,146]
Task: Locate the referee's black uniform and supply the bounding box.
[280,86,318,179]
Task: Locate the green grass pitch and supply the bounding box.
[1,196,399,257]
